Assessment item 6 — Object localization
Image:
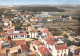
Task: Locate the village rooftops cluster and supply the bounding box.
[0,9,80,56]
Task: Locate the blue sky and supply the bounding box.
[0,0,80,5]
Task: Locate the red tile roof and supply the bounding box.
[21,45,29,51]
[43,30,50,35]
[0,43,1,49]
[33,41,44,46]
[10,26,15,28]
[44,38,55,46]
[47,35,55,39]
[0,33,27,37]
[7,30,15,32]
[55,44,68,50]
[78,36,80,39]
[7,33,27,35]
[30,30,36,33]
[2,19,9,21]
[13,40,26,46]
[30,18,38,21]
[2,26,8,28]
[38,46,51,55]
[0,33,7,35]
[0,48,6,54]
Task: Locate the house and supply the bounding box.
[7,33,27,39]
[55,36,64,39]
[33,41,51,56]
[73,55,80,56]
[5,36,11,41]
[10,26,15,30]
[29,51,37,56]
[6,30,15,33]
[2,26,9,31]
[69,45,80,55]
[13,40,26,46]
[42,37,69,56]
[21,45,29,52]
[5,36,14,47]
[30,18,38,22]
[47,18,53,22]
[77,36,80,39]
[0,33,7,37]
[22,23,28,30]
[8,45,22,55]
[53,44,68,56]
[47,35,55,39]
[4,22,9,26]
[68,36,77,42]
[16,52,29,56]
[7,40,29,55]
[23,14,31,18]
[42,37,55,52]
[38,28,51,37]
[2,18,9,22]
[29,30,38,38]
[0,48,6,56]
[33,41,44,50]
[28,26,33,31]
[3,26,15,31]
[6,30,20,33]
[0,33,27,38]
[37,46,51,56]
[42,30,51,37]
[0,41,9,48]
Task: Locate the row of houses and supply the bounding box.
[33,35,69,56]
[0,36,29,56]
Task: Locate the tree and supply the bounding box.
[63,33,69,38]
[15,26,22,30]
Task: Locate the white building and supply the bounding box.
[0,33,27,39]
[6,30,20,33]
[42,37,69,56]
[29,30,37,38]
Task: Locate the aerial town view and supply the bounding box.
[0,0,80,56]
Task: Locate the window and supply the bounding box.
[62,50,63,52]
[49,48,51,51]
[22,35,24,37]
[27,35,29,38]
[57,50,59,53]
[14,35,16,38]
[21,35,22,37]
[64,53,66,56]
[21,35,24,37]
[61,54,62,56]
[57,54,59,56]
[18,49,21,53]
[16,35,17,37]
[65,50,66,52]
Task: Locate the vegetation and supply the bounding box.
[63,33,69,38]
[0,25,3,32]
[0,8,14,18]
[48,28,63,36]
[15,26,22,30]
[63,38,80,46]
[16,6,65,12]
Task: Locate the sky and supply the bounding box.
[0,0,80,6]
